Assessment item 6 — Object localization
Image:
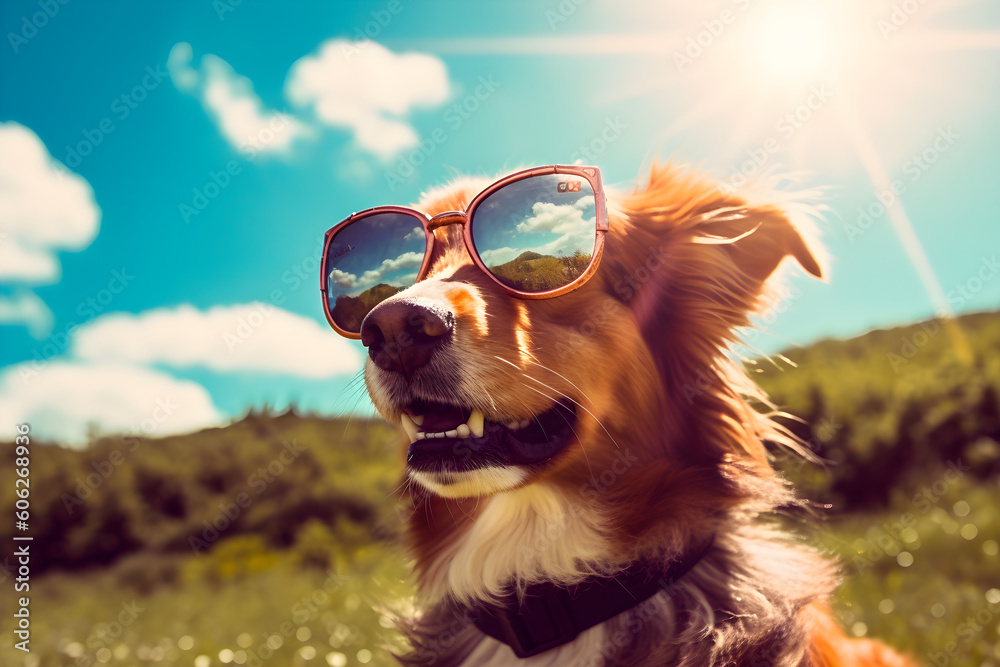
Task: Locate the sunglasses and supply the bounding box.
[320,165,608,338]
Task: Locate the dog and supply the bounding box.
[340,163,914,665]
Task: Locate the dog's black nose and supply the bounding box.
[360,300,454,373]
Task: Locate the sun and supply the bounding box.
[745,4,840,84]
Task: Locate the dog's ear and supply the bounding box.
[694,206,822,282]
[605,163,823,339]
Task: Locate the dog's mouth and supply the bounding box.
[399,398,577,473]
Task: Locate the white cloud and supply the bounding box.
[479,246,520,267]
[329,268,358,289]
[71,303,360,378]
[167,42,308,156]
[329,250,423,293]
[516,198,594,235]
[358,251,423,287]
[0,290,54,339]
[0,241,59,283]
[286,40,450,158]
[0,121,101,285]
[167,41,199,92]
[0,362,223,447]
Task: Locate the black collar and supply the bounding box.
[472,535,715,658]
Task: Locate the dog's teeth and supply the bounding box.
[445,429,458,438]
[467,410,485,438]
[416,432,426,440]
[400,414,419,444]
[456,424,470,438]
[411,414,424,426]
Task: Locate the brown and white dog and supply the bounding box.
[360,163,913,666]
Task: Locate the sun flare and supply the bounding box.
[747,4,839,84]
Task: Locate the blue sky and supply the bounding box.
[1,0,998,445]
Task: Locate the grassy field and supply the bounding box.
[2,311,999,667]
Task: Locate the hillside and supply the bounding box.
[1,310,998,666]
[755,310,1000,508]
[488,249,591,291]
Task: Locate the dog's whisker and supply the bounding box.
[329,370,368,419]
[521,388,596,483]
[495,354,599,413]
[524,359,602,412]
[340,385,373,440]
[387,473,413,500]
[521,374,621,451]
[442,496,461,527]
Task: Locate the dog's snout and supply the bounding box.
[360,300,454,373]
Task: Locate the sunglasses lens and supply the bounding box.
[471,174,598,292]
[325,213,426,334]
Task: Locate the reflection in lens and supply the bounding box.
[471,174,597,292]
[325,213,426,333]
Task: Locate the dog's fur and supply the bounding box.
[362,163,914,666]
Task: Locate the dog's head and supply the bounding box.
[361,163,822,505]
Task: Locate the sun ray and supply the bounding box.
[895,29,1000,51]
[395,34,686,56]
[836,101,973,363]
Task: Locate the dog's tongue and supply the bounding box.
[415,402,469,432]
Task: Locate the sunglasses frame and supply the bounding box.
[320,165,608,339]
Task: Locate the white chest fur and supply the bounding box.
[428,482,613,605]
